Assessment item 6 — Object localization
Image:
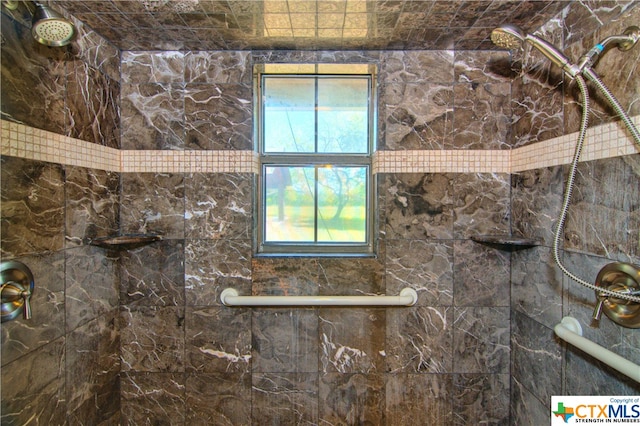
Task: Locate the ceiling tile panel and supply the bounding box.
[49,0,580,51]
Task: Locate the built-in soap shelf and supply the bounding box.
[88,234,161,250]
[471,235,540,249]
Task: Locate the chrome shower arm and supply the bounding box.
[603,26,640,52]
[578,26,640,70]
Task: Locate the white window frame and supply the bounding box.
[253,63,377,256]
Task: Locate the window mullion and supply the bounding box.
[314,166,319,243]
[314,77,319,154]
[314,77,319,243]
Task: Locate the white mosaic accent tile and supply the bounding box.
[2,118,639,174]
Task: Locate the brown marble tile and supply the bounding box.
[511,166,564,247]
[251,308,318,373]
[185,372,251,425]
[184,51,251,84]
[120,172,185,238]
[251,257,319,296]
[319,308,385,373]
[1,252,65,365]
[386,373,453,425]
[564,0,634,46]
[252,372,319,424]
[120,239,185,306]
[120,83,185,150]
[66,310,120,425]
[0,339,66,426]
[1,157,65,258]
[121,51,186,84]
[185,306,251,374]
[318,257,385,296]
[385,239,453,306]
[251,50,319,64]
[511,310,561,407]
[185,238,252,306]
[453,307,510,374]
[453,82,511,150]
[452,173,510,238]
[380,51,454,84]
[453,240,510,307]
[319,373,385,425]
[386,306,453,374]
[120,372,186,425]
[66,245,119,331]
[65,166,119,248]
[454,51,514,84]
[452,373,510,425]
[381,81,454,150]
[0,14,67,134]
[120,305,185,373]
[564,156,640,261]
[184,83,252,150]
[381,173,455,240]
[511,18,565,147]
[69,17,121,82]
[65,60,120,148]
[511,247,563,329]
[184,172,252,240]
[573,5,640,120]
[511,377,551,426]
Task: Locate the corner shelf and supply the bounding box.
[471,235,540,249]
[88,234,161,250]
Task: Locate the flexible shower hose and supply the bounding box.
[583,67,640,146]
[552,72,640,303]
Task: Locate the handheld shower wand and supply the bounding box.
[491,24,640,78]
[490,24,580,77]
[490,23,640,315]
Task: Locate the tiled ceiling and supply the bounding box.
[51,0,570,51]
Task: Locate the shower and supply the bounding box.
[31,2,76,46]
[491,24,640,325]
[490,24,579,77]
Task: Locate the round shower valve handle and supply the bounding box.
[0,260,35,322]
[0,281,32,320]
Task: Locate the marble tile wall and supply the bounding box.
[0,6,121,425]
[510,3,640,425]
[113,47,515,424]
[2,1,639,425]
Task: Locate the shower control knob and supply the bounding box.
[1,282,32,319]
[592,298,605,322]
[0,260,35,322]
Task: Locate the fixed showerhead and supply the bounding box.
[491,24,580,78]
[490,25,525,50]
[31,2,76,47]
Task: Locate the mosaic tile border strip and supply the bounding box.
[121,150,258,173]
[2,117,639,174]
[1,120,120,171]
[373,150,510,173]
[510,115,640,172]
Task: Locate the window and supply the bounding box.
[255,64,376,256]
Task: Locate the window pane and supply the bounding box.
[263,78,315,153]
[317,78,369,154]
[264,166,315,242]
[317,166,367,242]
